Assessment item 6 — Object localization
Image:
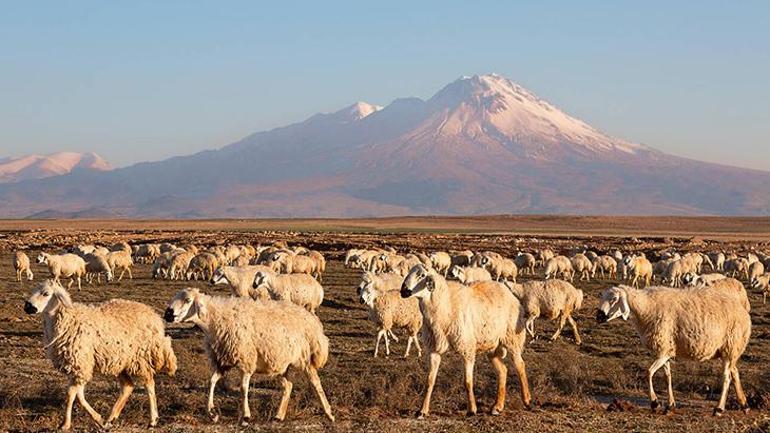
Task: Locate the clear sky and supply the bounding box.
[1,1,768,169]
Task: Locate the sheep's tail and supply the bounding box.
[310,329,330,370]
[155,336,178,376]
[575,289,584,311]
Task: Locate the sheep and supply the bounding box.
[252,271,324,314]
[708,252,726,272]
[475,252,518,282]
[751,273,770,304]
[345,249,365,267]
[391,255,423,277]
[266,250,320,278]
[592,255,617,279]
[188,252,219,282]
[212,265,273,298]
[683,273,727,287]
[748,261,765,282]
[358,275,422,357]
[429,251,452,276]
[450,250,475,267]
[84,253,113,285]
[448,265,492,284]
[570,254,593,281]
[13,251,33,282]
[700,278,751,312]
[399,264,531,418]
[537,249,555,267]
[133,243,160,264]
[164,288,334,424]
[24,280,177,430]
[623,255,653,287]
[725,257,750,280]
[514,253,537,276]
[596,285,751,415]
[168,251,195,280]
[506,279,583,345]
[544,256,573,281]
[106,250,134,281]
[37,252,86,291]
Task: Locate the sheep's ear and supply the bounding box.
[618,291,630,321]
[425,275,436,292]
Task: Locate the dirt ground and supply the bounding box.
[1,218,770,432]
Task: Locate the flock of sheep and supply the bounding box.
[11,240,770,429]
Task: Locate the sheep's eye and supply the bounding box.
[184,298,192,303]
[42,292,50,297]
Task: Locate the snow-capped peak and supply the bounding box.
[0,152,112,184]
[330,101,383,123]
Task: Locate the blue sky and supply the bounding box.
[1,1,768,169]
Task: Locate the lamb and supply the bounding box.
[592,255,617,279]
[37,252,86,291]
[13,251,33,282]
[84,253,113,285]
[544,256,573,281]
[506,279,584,345]
[24,280,177,430]
[623,255,653,287]
[748,261,765,281]
[399,264,531,418]
[514,253,537,275]
[358,275,422,357]
[429,251,452,276]
[212,265,273,298]
[165,288,334,425]
[106,250,134,281]
[750,273,770,304]
[448,265,492,284]
[570,254,593,281]
[252,270,324,314]
[596,285,751,415]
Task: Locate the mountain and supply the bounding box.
[0,152,111,184]
[0,74,768,217]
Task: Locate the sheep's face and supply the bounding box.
[357,273,373,298]
[252,272,271,290]
[596,287,630,323]
[400,265,435,299]
[36,254,48,265]
[448,266,462,280]
[211,268,227,285]
[682,273,697,286]
[358,283,377,307]
[24,280,63,314]
[165,289,201,323]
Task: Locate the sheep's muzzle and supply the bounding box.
[163,308,176,323]
[595,309,608,324]
[23,302,37,314]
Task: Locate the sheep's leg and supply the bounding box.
[106,374,134,426]
[146,377,159,427]
[647,357,669,411]
[118,269,126,281]
[60,383,78,430]
[418,353,442,418]
[764,291,768,305]
[567,315,581,345]
[207,370,222,422]
[662,361,675,412]
[404,336,413,358]
[374,329,386,357]
[715,359,732,415]
[274,375,293,421]
[550,313,567,342]
[240,372,252,426]
[463,356,477,415]
[127,267,133,280]
[414,336,422,356]
[511,352,531,409]
[387,330,399,342]
[76,276,81,291]
[305,366,335,422]
[730,361,748,413]
[76,384,104,427]
[488,353,507,415]
[384,329,391,356]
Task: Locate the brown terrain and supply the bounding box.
[1,216,770,432]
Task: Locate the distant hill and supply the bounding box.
[0,152,111,184]
[0,74,768,217]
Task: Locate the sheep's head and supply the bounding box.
[24,280,70,314]
[400,264,437,299]
[448,265,463,281]
[596,286,631,323]
[165,288,203,323]
[211,267,228,286]
[357,272,374,298]
[36,253,48,264]
[358,278,378,307]
[682,273,697,286]
[252,271,273,291]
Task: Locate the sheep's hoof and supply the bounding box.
[325,413,336,422]
[58,422,72,431]
[208,410,219,423]
[650,400,660,412]
[415,411,428,419]
[712,407,724,417]
[466,409,477,417]
[102,421,113,430]
[273,415,285,422]
[240,416,251,427]
[664,403,676,415]
[148,418,158,428]
[490,408,502,416]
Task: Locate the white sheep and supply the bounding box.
[37,252,86,291]
[211,264,273,297]
[448,265,492,284]
[514,253,537,275]
[106,250,134,281]
[24,280,177,430]
[400,264,531,418]
[13,251,33,282]
[592,255,617,279]
[623,255,653,287]
[596,285,751,415]
[683,273,727,287]
[83,253,113,285]
[165,288,335,424]
[748,261,765,281]
[358,274,422,357]
[252,270,324,314]
[506,279,584,345]
[544,256,573,281]
[429,251,452,276]
[570,254,593,281]
[750,273,770,304]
